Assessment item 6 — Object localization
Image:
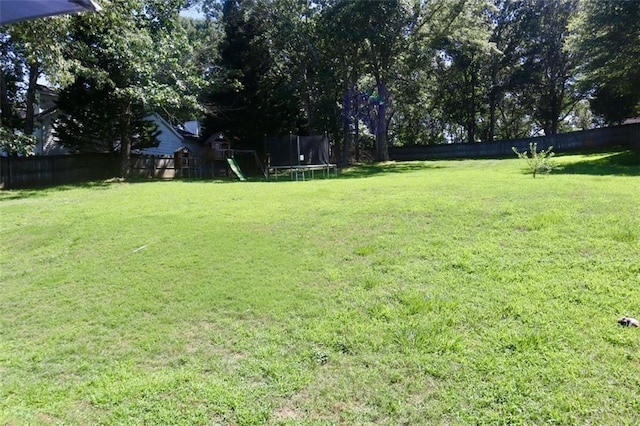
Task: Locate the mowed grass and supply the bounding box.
[1,150,639,424]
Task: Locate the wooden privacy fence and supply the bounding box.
[130,155,178,179]
[389,123,640,161]
[0,154,193,189]
[2,124,638,189]
[0,153,119,189]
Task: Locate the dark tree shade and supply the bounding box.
[54,77,160,154]
[571,0,640,123]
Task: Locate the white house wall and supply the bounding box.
[34,113,70,155]
[33,106,201,157]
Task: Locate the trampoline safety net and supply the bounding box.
[267,134,330,167]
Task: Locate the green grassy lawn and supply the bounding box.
[1,150,639,424]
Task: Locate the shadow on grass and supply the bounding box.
[0,189,47,201]
[554,150,640,176]
[0,176,260,198]
[0,176,224,200]
[0,179,118,201]
[338,161,445,179]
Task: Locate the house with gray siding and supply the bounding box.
[33,85,201,157]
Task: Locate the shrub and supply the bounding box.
[512,143,555,178]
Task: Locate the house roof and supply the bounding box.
[33,86,199,151]
[147,113,186,142]
[36,85,59,97]
[35,106,59,121]
[175,127,201,142]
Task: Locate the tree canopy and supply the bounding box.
[1,0,638,164]
[570,0,640,123]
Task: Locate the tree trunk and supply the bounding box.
[120,102,132,178]
[375,82,389,162]
[354,103,360,162]
[488,56,499,142]
[467,65,477,143]
[24,62,40,136]
[1,72,13,128]
[302,68,314,131]
[547,90,559,135]
[488,98,496,142]
[341,86,351,167]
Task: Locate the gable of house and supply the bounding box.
[34,86,71,155]
[32,86,203,157]
[35,108,70,155]
[134,114,204,157]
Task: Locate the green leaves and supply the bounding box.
[0,125,35,156]
[512,143,556,178]
[51,0,202,174]
[569,0,640,123]
[64,0,197,113]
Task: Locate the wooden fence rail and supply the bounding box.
[389,123,640,161]
[2,124,638,189]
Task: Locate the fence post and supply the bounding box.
[50,156,56,185]
[6,156,12,189]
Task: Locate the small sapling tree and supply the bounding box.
[512,142,555,178]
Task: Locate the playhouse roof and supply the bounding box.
[204,132,228,145]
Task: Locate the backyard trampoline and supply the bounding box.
[267,134,337,181]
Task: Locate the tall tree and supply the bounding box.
[436,38,493,143]
[317,0,485,156]
[1,17,69,136]
[522,0,579,135]
[0,31,25,130]
[61,0,199,176]
[315,1,368,164]
[446,0,580,140]
[54,77,160,153]
[484,0,532,141]
[5,18,70,135]
[570,0,640,123]
[396,0,492,144]
[203,0,320,148]
[348,0,409,161]
[180,15,223,123]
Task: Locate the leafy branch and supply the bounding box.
[512,142,555,178]
[0,126,35,156]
